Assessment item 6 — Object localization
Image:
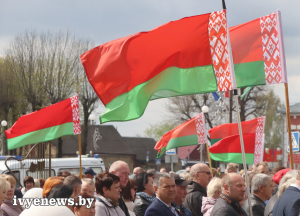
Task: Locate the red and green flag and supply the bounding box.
[230,10,287,88]
[154,113,207,158]
[81,10,236,123]
[209,117,265,164]
[5,95,81,150]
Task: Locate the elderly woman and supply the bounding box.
[201,177,222,216]
[1,175,24,216]
[74,192,96,216]
[95,172,125,216]
[42,176,64,198]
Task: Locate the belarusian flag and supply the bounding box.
[209,117,265,164]
[154,113,207,158]
[81,10,236,123]
[230,10,287,88]
[5,95,81,150]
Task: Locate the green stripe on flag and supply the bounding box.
[240,87,252,99]
[167,135,199,149]
[210,138,222,145]
[7,122,74,150]
[210,152,254,164]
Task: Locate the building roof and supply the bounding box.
[278,103,300,114]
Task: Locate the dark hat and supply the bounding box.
[173,174,189,187]
[83,167,97,176]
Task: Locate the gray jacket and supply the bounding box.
[264,192,278,216]
[210,194,247,216]
[95,195,126,216]
[243,194,265,216]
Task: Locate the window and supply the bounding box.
[26,169,55,180]
[58,167,85,176]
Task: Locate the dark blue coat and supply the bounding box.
[273,186,300,216]
[145,198,176,216]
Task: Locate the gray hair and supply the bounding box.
[147,169,156,175]
[251,173,270,193]
[81,178,94,186]
[63,175,82,188]
[207,177,222,197]
[153,173,173,188]
[278,170,300,198]
[109,160,128,172]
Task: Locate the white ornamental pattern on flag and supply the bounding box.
[70,95,81,135]
[254,116,266,165]
[195,113,207,144]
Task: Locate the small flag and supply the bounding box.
[212,92,220,101]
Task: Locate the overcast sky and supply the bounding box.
[1,0,299,137]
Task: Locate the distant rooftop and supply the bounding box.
[278,103,300,114]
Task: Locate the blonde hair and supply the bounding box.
[227,163,238,173]
[3,175,16,186]
[278,170,299,198]
[180,172,191,181]
[0,177,11,192]
[207,177,222,197]
[34,179,40,187]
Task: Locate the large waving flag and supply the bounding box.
[230,10,287,88]
[5,95,81,150]
[209,117,265,164]
[81,10,235,123]
[155,113,207,158]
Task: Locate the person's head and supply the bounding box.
[95,172,121,202]
[172,174,189,206]
[207,177,222,199]
[64,175,82,197]
[190,163,212,188]
[109,160,130,188]
[34,179,40,188]
[273,168,291,185]
[153,173,176,205]
[23,176,34,191]
[133,167,143,176]
[122,179,137,202]
[222,173,246,203]
[83,167,97,179]
[251,164,256,172]
[180,172,191,181]
[73,192,95,216]
[278,170,299,198]
[256,162,269,174]
[134,172,154,196]
[61,171,72,178]
[160,167,167,173]
[39,178,45,188]
[76,173,86,178]
[81,178,95,197]
[226,163,238,173]
[185,166,191,173]
[211,168,217,177]
[147,169,157,179]
[3,175,16,201]
[217,167,221,173]
[251,173,273,202]
[42,176,64,198]
[0,177,10,204]
[47,184,73,199]
[247,172,258,188]
[239,170,245,176]
[57,171,63,177]
[272,166,286,175]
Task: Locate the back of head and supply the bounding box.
[226,163,238,173]
[147,169,156,175]
[122,179,136,201]
[134,172,154,192]
[251,173,270,193]
[190,163,206,180]
[47,184,73,199]
[42,177,64,198]
[39,178,45,188]
[81,178,94,186]
[207,177,222,197]
[109,160,128,173]
[272,166,286,175]
[34,179,40,187]
[64,175,82,189]
[278,170,300,198]
[61,171,72,178]
[180,172,191,181]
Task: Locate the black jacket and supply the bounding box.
[118,195,130,216]
[273,186,300,216]
[243,194,265,216]
[134,194,152,216]
[210,194,247,216]
[183,181,207,216]
[264,192,278,216]
[145,198,176,216]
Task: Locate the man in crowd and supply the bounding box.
[109,160,131,216]
[63,175,82,197]
[183,163,212,216]
[186,166,191,173]
[145,173,177,216]
[133,167,143,176]
[256,162,269,174]
[147,169,157,179]
[243,173,273,216]
[81,178,95,197]
[171,174,193,216]
[227,163,238,173]
[211,173,247,216]
[83,167,97,179]
[160,167,167,173]
[273,170,300,216]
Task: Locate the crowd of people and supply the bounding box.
[0,160,299,216]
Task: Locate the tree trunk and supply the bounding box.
[19,146,23,156]
[239,88,246,122]
[58,137,63,158]
[81,106,89,155]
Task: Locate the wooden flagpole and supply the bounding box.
[206,143,213,174]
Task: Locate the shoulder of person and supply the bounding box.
[211,206,236,216]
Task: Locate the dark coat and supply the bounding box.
[145,198,176,216]
[210,194,247,216]
[119,195,130,216]
[264,192,278,216]
[273,186,300,216]
[243,194,265,216]
[183,181,207,216]
[134,194,152,216]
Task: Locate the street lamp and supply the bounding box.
[200,106,209,163]
[202,106,209,113]
[1,120,7,127]
[1,120,8,155]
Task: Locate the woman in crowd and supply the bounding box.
[94,172,125,216]
[21,176,34,195]
[0,177,10,216]
[74,192,96,216]
[42,176,64,198]
[122,179,137,216]
[133,172,155,216]
[1,175,24,216]
[39,178,45,189]
[201,177,222,216]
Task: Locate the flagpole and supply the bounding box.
[206,143,213,174]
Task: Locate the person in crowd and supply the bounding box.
[183,163,212,216]
[251,164,257,172]
[122,179,137,216]
[169,171,175,174]
[264,169,295,216]
[217,167,221,177]
[211,168,217,177]
[33,179,40,188]
[171,174,193,216]
[256,162,269,174]
[271,168,289,196]
[271,166,286,175]
[146,169,156,179]
[64,175,82,198]
[273,170,300,216]
[95,172,125,216]
[42,176,64,198]
[39,178,45,189]
[81,178,95,197]
[180,171,191,181]
[134,173,155,216]
[2,175,24,216]
[239,170,245,176]
[133,167,143,176]
[21,176,34,195]
[76,173,86,178]
[244,171,257,192]
[145,173,176,216]
[0,177,10,215]
[226,163,238,173]
[210,173,247,216]
[201,177,222,216]
[57,171,63,177]
[109,160,130,216]
[61,171,72,178]
[186,166,191,173]
[47,184,74,212]
[74,192,96,216]
[243,173,273,216]
[160,167,167,173]
[84,167,97,179]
